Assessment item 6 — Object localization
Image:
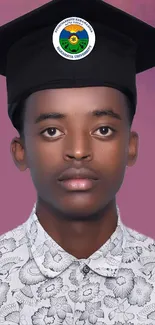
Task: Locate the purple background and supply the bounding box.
[0,0,155,236]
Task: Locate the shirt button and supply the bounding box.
[82,265,90,274]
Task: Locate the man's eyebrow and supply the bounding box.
[34,108,122,124]
[35,112,66,124]
[91,109,122,120]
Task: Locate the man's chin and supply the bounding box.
[53,199,105,222]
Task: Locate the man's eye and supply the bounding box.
[40,126,115,139]
[94,126,115,137]
[41,127,63,138]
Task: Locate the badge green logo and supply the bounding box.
[52,17,96,60]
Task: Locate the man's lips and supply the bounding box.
[58,168,99,191]
[59,178,98,191]
[58,167,98,181]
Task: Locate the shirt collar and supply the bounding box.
[26,203,127,278]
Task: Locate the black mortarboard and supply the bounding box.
[0,0,154,127]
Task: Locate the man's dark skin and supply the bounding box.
[10,86,139,259]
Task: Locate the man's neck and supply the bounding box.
[35,200,118,259]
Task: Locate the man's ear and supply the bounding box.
[10,137,28,171]
[127,131,139,167]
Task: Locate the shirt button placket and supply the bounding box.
[82,265,90,275]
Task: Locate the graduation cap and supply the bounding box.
[0,0,154,127]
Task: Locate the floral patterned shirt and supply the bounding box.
[0,203,155,325]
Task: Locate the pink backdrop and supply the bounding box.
[0,0,155,237]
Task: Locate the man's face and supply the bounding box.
[11,86,138,220]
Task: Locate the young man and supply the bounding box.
[0,0,155,323]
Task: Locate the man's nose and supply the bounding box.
[63,131,93,161]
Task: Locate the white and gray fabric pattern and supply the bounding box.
[0,204,155,324]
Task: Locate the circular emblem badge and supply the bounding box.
[52,17,96,60]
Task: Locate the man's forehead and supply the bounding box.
[27,86,125,102]
[25,87,126,119]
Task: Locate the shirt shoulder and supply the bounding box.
[0,220,28,256]
[124,222,155,248]
[0,218,30,262]
[122,222,155,269]
[0,220,30,309]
